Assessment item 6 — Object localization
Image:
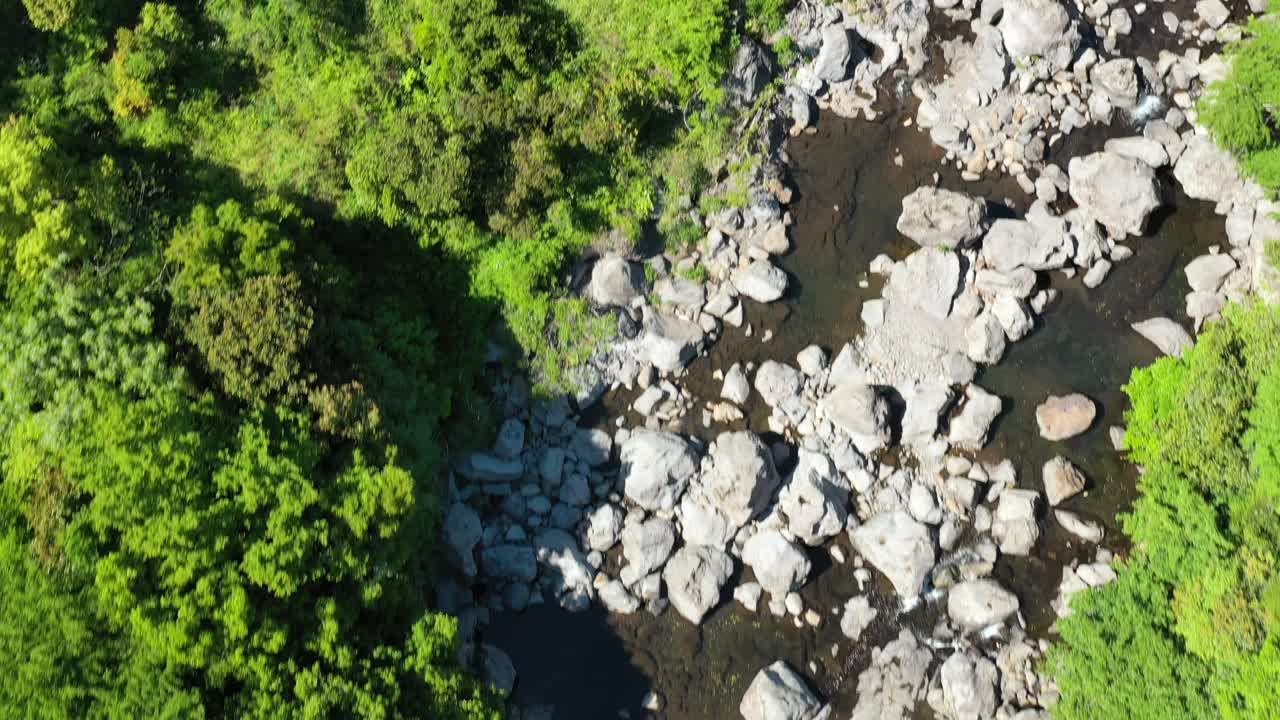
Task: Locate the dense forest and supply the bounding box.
[0,0,785,717]
[1048,7,1280,719]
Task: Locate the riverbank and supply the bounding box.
[444,1,1279,718]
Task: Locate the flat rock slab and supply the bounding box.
[1132,317,1194,358]
[1035,393,1096,441]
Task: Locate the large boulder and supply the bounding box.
[850,510,936,597]
[588,254,646,307]
[992,489,1040,556]
[1185,253,1237,293]
[621,429,701,511]
[678,495,736,548]
[534,529,596,611]
[663,545,734,624]
[740,661,826,720]
[638,310,705,372]
[998,0,1079,70]
[1043,456,1087,506]
[742,529,812,597]
[1068,151,1161,237]
[981,219,1071,272]
[696,431,781,527]
[1132,317,1194,358]
[480,644,517,698]
[1105,137,1170,168]
[480,545,537,581]
[849,629,933,720]
[1091,59,1139,109]
[1035,393,1097,441]
[884,248,963,320]
[733,260,789,303]
[727,38,774,105]
[444,502,483,577]
[813,25,859,84]
[840,596,878,641]
[620,517,676,580]
[779,450,851,545]
[901,383,955,445]
[461,453,523,483]
[1174,135,1243,204]
[655,275,706,312]
[583,503,625,552]
[937,651,999,720]
[896,187,987,248]
[947,580,1020,631]
[820,383,890,454]
[755,360,805,409]
[948,385,1003,448]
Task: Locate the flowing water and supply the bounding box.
[487,19,1235,717]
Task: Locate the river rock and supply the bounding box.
[723,362,751,404]
[1043,456,1087,506]
[539,447,565,486]
[1035,393,1096,441]
[851,510,936,597]
[572,428,612,467]
[992,295,1033,342]
[481,544,537,582]
[1132,317,1194,357]
[583,503,624,552]
[698,431,782,527]
[1105,137,1170,168]
[655,275,706,312]
[756,360,805,408]
[796,345,828,376]
[740,661,826,720]
[981,219,1070,272]
[664,545,734,624]
[743,529,812,597]
[885,248,962,320]
[1055,509,1105,543]
[947,579,1020,631]
[849,629,933,720]
[480,644,517,698]
[727,38,774,105]
[898,383,953,446]
[975,267,1037,298]
[840,595,878,641]
[621,429,701,511]
[813,25,857,84]
[1196,0,1231,28]
[535,529,595,611]
[1174,135,1242,204]
[735,581,764,611]
[948,385,1003,448]
[779,450,851,545]
[588,254,646,307]
[1185,253,1237,293]
[733,260,789,303]
[462,452,523,483]
[992,489,1040,556]
[678,495,736,548]
[444,502,483,577]
[638,310,705,372]
[999,0,1079,70]
[937,651,999,720]
[820,383,890,454]
[1090,59,1139,109]
[896,187,987,248]
[494,418,525,458]
[1068,151,1160,237]
[621,517,677,581]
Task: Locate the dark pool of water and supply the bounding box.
[488,11,1236,717]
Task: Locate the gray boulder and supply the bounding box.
[461,453,523,483]
[1068,151,1160,237]
[1035,393,1097,441]
[1185,253,1237,293]
[699,431,782,527]
[850,510,936,597]
[444,502,483,577]
[480,644,517,698]
[999,0,1079,69]
[1055,509,1104,543]
[727,39,774,105]
[1105,137,1170,168]
[901,383,955,445]
[678,495,736,548]
[820,383,890,454]
[937,651,999,720]
[740,661,826,720]
[638,310,705,372]
[947,579,1020,631]
[896,187,987,248]
[598,579,641,614]
[733,260,789,303]
[840,595,878,641]
[664,545,734,624]
[1091,59,1139,109]
[621,429,700,511]
[884,248,963,320]
[494,418,526,458]
[1132,317,1194,358]
[742,529,812,597]
[779,450,851,545]
[948,385,1003,449]
[572,427,612,467]
[621,516,677,580]
[535,529,595,611]
[588,254,645,307]
[655,275,706,312]
[481,545,537,582]
[992,489,1040,556]
[583,503,625,552]
[813,25,858,84]
[723,362,752,404]
[849,629,932,720]
[1174,135,1243,204]
[1043,456,1087,506]
[756,361,805,409]
[981,218,1071,272]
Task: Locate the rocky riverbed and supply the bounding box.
[439,1,1279,719]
